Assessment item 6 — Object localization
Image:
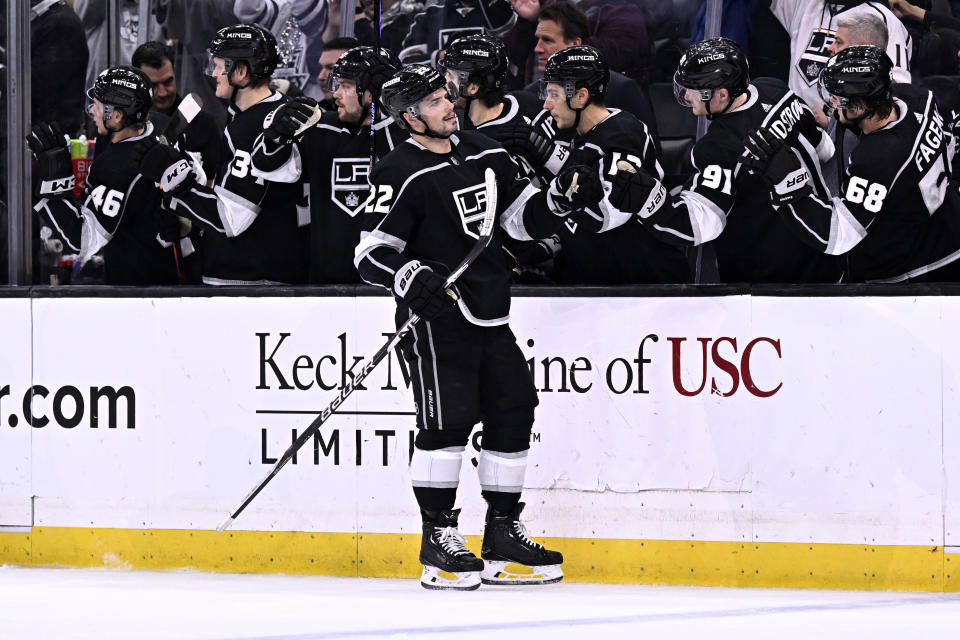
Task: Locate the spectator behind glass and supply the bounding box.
[31,0,89,135]
[889,0,960,76]
[519,2,658,142]
[155,0,239,130]
[132,41,223,181]
[233,0,329,93]
[73,0,164,101]
[771,0,911,123]
[315,36,359,109]
[689,0,792,82]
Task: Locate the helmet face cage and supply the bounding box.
[443,68,471,99]
[538,78,578,101]
[205,53,237,78]
[817,75,853,110]
[85,68,151,125]
[672,70,712,107]
[206,24,279,83]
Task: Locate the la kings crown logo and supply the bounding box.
[331,158,371,217]
[798,29,836,85]
[452,182,489,239]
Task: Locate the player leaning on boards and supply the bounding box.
[250,46,407,284]
[607,37,841,283]
[743,46,960,283]
[28,66,192,285]
[354,64,605,591]
[508,45,690,284]
[144,23,319,285]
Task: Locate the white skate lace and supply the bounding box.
[513,520,545,550]
[437,526,472,556]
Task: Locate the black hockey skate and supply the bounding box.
[480,502,564,585]
[419,508,484,591]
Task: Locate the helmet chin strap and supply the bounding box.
[704,91,736,121]
[565,97,587,131]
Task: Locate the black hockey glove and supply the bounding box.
[139,142,195,196]
[609,162,667,220]
[512,235,561,268]
[495,123,552,166]
[157,205,193,243]
[743,128,811,205]
[393,260,457,321]
[264,97,322,145]
[360,52,400,102]
[26,122,74,198]
[548,163,603,215]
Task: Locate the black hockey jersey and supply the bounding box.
[637,79,842,283]
[34,122,182,285]
[167,92,310,285]
[552,108,690,284]
[355,131,562,325]
[398,0,516,66]
[778,90,960,282]
[252,110,407,283]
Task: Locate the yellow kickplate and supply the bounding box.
[0,527,950,592]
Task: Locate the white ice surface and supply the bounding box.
[1,565,958,639]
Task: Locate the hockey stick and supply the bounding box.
[157,93,203,147]
[216,168,499,533]
[153,93,203,281]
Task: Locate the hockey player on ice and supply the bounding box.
[251,46,408,283]
[607,37,842,284]
[743,46,960,283]
[354,63,611,590]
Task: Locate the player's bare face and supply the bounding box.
[535,20,568,72]
[334,79,364,123]
[141,59,177,112]
[417,88,457,136]
[542,83,575,129]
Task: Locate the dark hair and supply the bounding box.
[132,41,176,69]
[323,37,360,52]
[539,2,590,45]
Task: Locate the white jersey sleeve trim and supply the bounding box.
[824,196,867,255]
[213,186,260,237]
[78,205,113,262]
[674,190,727,245]
[499,183,539,241]
[353,229,407,270]
[251,137,303,183]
